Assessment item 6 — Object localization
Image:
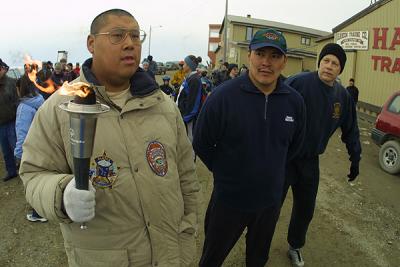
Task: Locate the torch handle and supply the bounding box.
[73,158,90,190]
[73,157,91,230]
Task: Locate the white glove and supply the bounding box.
[63,178,96,223]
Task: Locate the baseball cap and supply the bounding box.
[249,28,287,54]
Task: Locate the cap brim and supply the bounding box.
[250,43,286,54]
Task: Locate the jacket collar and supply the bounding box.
[82,58,159,97]
[240,73,290,95]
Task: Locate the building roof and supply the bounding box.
[315,33,334,43]
[220,14,330,37]
[332,0,392,32]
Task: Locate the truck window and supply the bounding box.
[388,95,400,114]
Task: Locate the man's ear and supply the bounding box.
[87,35,95,54]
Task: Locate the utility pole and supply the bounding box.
[148,25,152,56]
[148,25,162,56]
[223,0,228,62]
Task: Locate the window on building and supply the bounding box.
[209,43,219,52]
[388,96,400,114]
[246,27,253,41]
[301,36,311,46]
[210,29,220,38]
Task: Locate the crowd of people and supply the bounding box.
[0,8,362,267]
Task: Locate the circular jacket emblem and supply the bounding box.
[146,141,168,177]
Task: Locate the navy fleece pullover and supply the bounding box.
[193,74,306,211]
[285,71,361,163]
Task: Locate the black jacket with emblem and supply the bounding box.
[193,73,306,211]
[285,71,361,163]
[20,58,200,267]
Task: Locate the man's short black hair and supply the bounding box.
[349,78,355,82]
[90,9,135,34]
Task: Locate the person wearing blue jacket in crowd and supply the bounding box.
[283,43,361,267]
[14,75,47,222]
[177,55,202,142]
[193,29,306,267]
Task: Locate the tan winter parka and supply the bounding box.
[19,66,200,267]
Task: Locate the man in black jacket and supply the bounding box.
[283,43,361,267]
[0,59,18,181]
[194,28,306,267]
[346,78,359,104]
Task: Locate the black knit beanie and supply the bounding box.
[318,43,346,74]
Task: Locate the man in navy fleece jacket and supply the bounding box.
[193,28,306,267]
[283,43,362,267]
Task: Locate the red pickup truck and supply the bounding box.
[371,91,400,174]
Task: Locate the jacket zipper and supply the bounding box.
[264,95,269,120]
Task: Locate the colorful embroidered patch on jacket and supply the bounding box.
[146,141,168,177]
[89,151,118,189]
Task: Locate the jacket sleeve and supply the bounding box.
[19,96,73,223]
[287,97,306,162]
[174,105,200,230]
[14,105,35,159]
[182,77,202,123]
[341,95,362,163]
[193,94,221,171]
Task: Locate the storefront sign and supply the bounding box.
[371,27,400,73]
[335,31,368,50]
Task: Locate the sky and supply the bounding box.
[1,0,371,67]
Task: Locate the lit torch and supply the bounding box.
[24,55,57,94]
[59,82,110,229]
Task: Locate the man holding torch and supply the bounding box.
[20,9,199,267]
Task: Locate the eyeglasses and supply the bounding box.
[94,29,147,45]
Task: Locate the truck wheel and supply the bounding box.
[379,140,400,174]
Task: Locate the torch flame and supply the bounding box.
[24,55,57,94]
[59,81,92,98]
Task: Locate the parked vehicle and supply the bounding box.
[155,62,166,75]
[165,61,179,71]
[371,91,400,174]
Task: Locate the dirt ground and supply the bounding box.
[1,106,399,266]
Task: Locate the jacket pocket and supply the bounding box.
[69,247,129,267]
[179,214,197,267]
[179,232,196,267]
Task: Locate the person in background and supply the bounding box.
[193,29,306,266]
[0,58,18,182]
[36,63,54,100]
[239,64,248,76]
[224,63,239,81]
[73,62,80,76]
[14,75,47,222]
[142,61,155,80]
[346,78,359,104]
[212,61,228,86]
[65,63,78,82]
[46,61,54,72]
[159,75,174,97]
[146,55,157,73]
[51,62,66,87]
[177,55,203,143]
[59,58,67,72]
[171,60,186,100]
[19,9,199,266]
[200,69,213,95]
[283,43,361,267]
